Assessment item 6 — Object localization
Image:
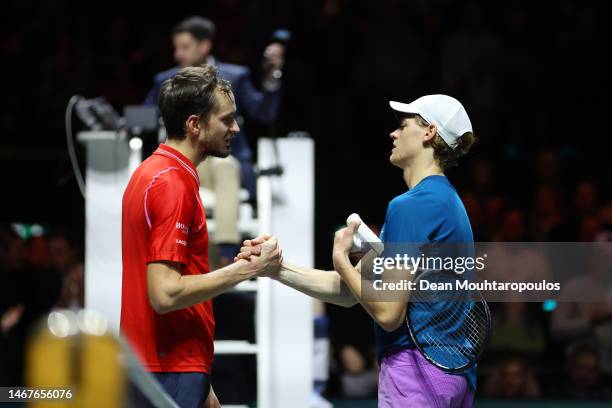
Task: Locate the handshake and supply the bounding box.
[230,214,378,281]
[234,235,284,278]
[224,216,378,309]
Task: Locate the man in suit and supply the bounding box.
[145,16,284,265]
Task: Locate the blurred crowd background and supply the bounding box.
[2,0,612,404]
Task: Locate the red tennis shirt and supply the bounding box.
[121,143,214,373]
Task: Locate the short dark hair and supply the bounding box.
[173,16,216,41]
[158,65,232,139]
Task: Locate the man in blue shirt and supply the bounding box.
[334,95,476,407]
[240,94,477,407]
[372,175,477,406]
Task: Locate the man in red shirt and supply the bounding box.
[121,65,281,408]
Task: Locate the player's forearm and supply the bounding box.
[153,261,254,314]
[333,253,406,331]
[275,262,357,308]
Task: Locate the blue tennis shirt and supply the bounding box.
[374,175,477,390]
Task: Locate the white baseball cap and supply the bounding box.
[389,94,473,149]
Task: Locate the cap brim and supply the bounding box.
[389,101,418,114]
[389,101,421,123]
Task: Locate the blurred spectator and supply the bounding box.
[552,180,601,241]
[482,356,541,399]
[494,208,527,242]
[47,229,84,309]
[0,225,27,334]
[0,225,26,385]
[25,234,50,270]
[555,343,612,400]
[0,225,27,330]
[0,225,27,270]
[0,225,61,386]
[574,180,599,217]
[327,298,377,398]
[530,185,565,240]
[338,345,378,399]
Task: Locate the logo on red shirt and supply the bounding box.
[176,222,189,235]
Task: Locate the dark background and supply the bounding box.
[2,0,611,238]
[2,0,612,403]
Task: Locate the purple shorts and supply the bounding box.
[378,348,473,408]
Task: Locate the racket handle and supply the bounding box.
[346,213,384,255]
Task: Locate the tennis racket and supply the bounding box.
[406,269,491,372]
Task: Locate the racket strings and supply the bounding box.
[409,281,490,371]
